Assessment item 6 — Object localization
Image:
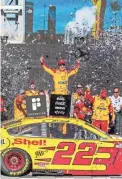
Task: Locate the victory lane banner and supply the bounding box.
[50,94,71,117]
[26,95,47,117]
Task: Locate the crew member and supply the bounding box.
[92,88,115,133]
[72,83,84,101]
[40,56,80,95]
[25,81,39,96]
[0,93,7,122]
[73,89,92,121]
[14,89,27,120]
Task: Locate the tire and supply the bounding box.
[1,148,31,177]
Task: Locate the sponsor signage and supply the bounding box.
[14,138,46,146]
[26,95,47,117]
[50,95,71,117]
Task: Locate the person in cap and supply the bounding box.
[73,89,92,121]
[14,89,27,120]
[72,83,84,101]
[92,88,115,133]
[40,56,80,95]
[25,80,39,96]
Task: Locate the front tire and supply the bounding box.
[1,148,31,176]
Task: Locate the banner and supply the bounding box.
[26,95,47,117]
[50,95,71,117]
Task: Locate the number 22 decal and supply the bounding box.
[52,142,76,165]
[52,142,118,166]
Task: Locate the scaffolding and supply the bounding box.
[0,0,25,43]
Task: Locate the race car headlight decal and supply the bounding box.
[116,143,122,148]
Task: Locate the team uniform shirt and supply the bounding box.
[73,99,92,120]
[92,96,114,121]
[109,95,122,113]
[14,95,26,120]
[25,90,39,96]
[41,61,80,95]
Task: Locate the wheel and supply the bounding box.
[1,148,31,176]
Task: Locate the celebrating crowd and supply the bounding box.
[1,55,122,136]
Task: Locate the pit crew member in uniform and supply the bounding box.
[72,83,84,101]
[14,89,27,120]
[25,81,39,96]
[109,87,122,135]
[40,56,80,95]
[92,88,115,133]
[73,89,92,121]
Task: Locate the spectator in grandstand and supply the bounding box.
[25,80,39,96]
[109,87,122,135]
[40,55,80,95]
[92,88,115,133]
[0,93,8,122]
[14,89,27,120]
[73,89,92,122]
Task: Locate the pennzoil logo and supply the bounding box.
[14,138,46,146]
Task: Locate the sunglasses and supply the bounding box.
[58,64,65,66]
[114,92,119,93]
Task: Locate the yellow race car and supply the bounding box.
[1,117,122,176]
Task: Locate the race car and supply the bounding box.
[1,117,122,176]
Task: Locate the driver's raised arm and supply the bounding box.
[40,56,56,76]
[68,59,80,77]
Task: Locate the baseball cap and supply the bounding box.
[76,84,83,88]
[19,89,25,94]
[58,59,66,65]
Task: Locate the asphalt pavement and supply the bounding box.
[1,173,122,179]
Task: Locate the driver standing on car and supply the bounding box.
[40,56,80,95]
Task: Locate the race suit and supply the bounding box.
[25,90,39,96]
[92,96,115,132]
[41,60,80,95]
[73,99,92,120]
[14,95,26,120]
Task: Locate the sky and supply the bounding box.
[27,0,122,34]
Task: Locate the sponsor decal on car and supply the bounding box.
[1,139,6,144]
[34,162,49,167]
[13,138,46,146]
[35,150,48,158]
[1,138,10,150]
